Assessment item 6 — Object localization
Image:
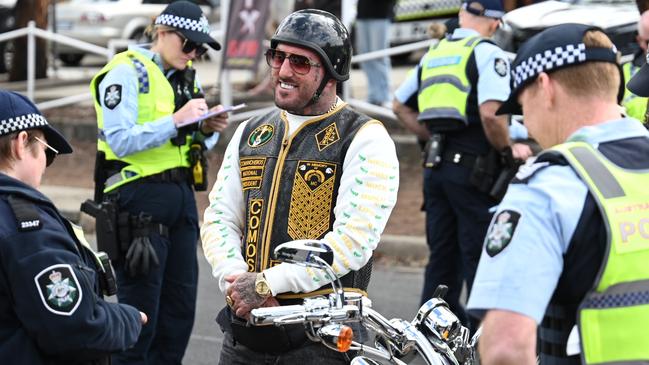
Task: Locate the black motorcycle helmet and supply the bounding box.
[271,10,351,106]
[271,9,351,82]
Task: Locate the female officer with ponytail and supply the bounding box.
[90,1,228,364]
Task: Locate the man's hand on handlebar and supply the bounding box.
[225,272,278,320]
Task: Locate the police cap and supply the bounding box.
[0,89,73,154]
[155,0,220,50]
[497,23,621,115]
[462,0,505,19]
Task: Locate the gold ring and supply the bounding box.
[225,295,234,308]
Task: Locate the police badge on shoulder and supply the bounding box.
[485,209,521,257]
[34,264,83,316]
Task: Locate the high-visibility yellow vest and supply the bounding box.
[417,36,483,128]
[90,50,191,192]
[551,141,649,365]
[622,62,648,122]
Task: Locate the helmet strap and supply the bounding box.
[309,75,331,106]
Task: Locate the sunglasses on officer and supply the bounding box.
[169,31,207,57]
[11,132,58,167]
[33,136,58,167]
[265,49,321,75]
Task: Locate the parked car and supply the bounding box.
[53,0,219,66]
[495,0,640,56]
[390,0,461,46]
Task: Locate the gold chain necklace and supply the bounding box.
[326,99,339,114]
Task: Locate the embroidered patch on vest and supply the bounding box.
[485,209,521,257]
[494,58,508,77]
[247,124,274,147]
[315,123,340,151]
[103,84,122,109]
[34,264,82,316]
[288,161,337,240]
[240,157,267,190]
[245,199,264,272]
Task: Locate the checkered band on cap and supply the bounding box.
[155,14,210,34]
[0,113,48,137]
[513,43,587,89]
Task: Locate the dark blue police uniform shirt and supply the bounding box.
[0,173,141,364]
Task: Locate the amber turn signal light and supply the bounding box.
[337,325,354,352]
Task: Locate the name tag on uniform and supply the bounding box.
[426,56,462,68]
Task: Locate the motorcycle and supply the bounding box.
[249,240,481,365]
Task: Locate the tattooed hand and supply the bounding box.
[225,272,277,319]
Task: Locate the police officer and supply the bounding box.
[201,9,399,364]
[0,90,145,364]
[392,0,533,328]
[467,23,649,364]
[90,1,228,363]
[622,10,649,122]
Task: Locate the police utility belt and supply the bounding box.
[423,133,520,201]
[141,167,190,184]
[423,133,480,170]
[98,147,208,202]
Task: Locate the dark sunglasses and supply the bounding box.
[33,136,58,167]
[12,132,58,167]
[265,49,321,75]
[170,31,207,57]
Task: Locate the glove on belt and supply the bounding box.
[124,213,168,277]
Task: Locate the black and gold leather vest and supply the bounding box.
[238,104,373,300]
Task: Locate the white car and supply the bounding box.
[53,0,219,66]
[495,0,639,55]
[390,0,461,46]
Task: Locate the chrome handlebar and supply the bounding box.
[250,241,478,365]
[250,293,368,325]
[249,292,464,365]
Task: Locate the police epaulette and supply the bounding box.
[7,195,42,231]
[511,151,568,184]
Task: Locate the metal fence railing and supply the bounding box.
[0,20,115,107]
